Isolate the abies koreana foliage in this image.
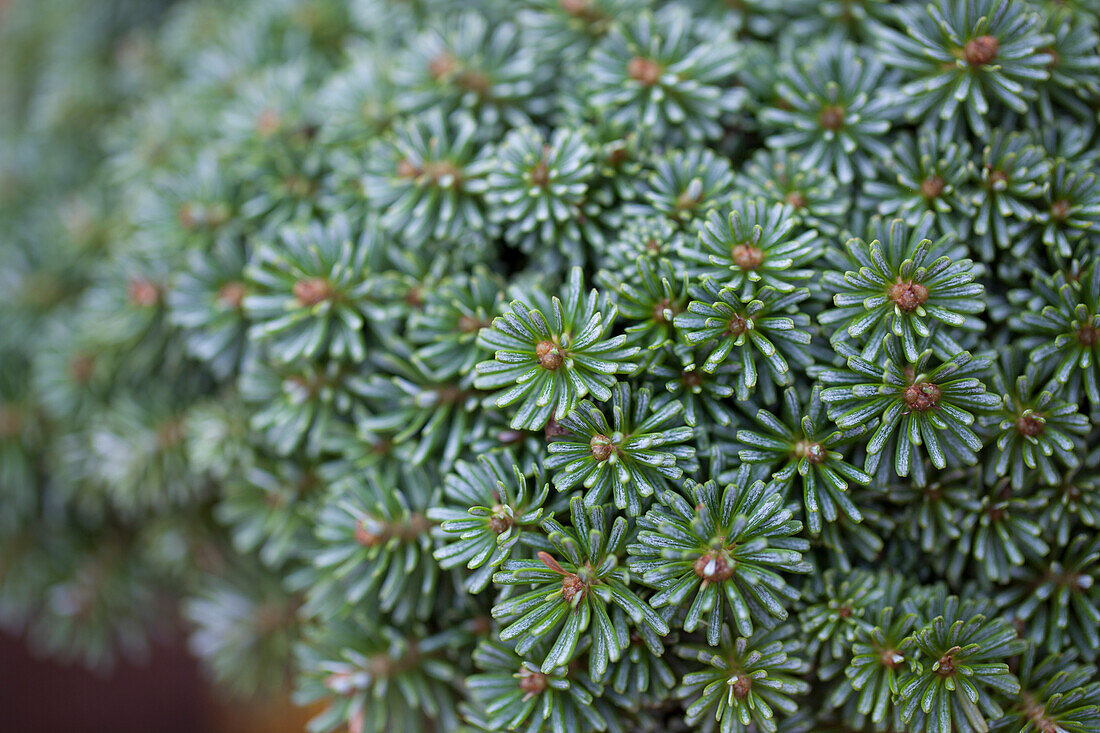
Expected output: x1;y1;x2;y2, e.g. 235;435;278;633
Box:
5;0;1100;731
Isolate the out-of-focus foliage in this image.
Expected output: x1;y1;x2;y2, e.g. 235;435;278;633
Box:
3;1;1100;732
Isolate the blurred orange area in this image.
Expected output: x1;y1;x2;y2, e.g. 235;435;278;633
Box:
206;692;319;733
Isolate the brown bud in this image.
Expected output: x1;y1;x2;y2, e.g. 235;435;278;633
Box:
560;0;599;20
590;434;615;461
964;35;999;66
519;668;548;698
255;108;281;136
216;281;247;309
1015;413;1045;438
627;57;662;86
726;314;750;337
784;191;807;208
535;340;564;370
403;287;424;309
367;654;396;679
888;279;930;312
458;314;484;333
607;144;630;167
903;382;941;412
987;168;1009;189
819;105;845;131
529;159;551;188
293;277;334;307
731;674;753;699
397;158;422;179
731;244;764;270
934;646;962;677
693;551;734;582
489;507;511;535
1050;199;1072;222
127;278;161;307
681;370;704;390
428;53;458;80
561;574;586;603
793;440;827;465
920;175;946;200
879;648;904;669
1078;324;1099;347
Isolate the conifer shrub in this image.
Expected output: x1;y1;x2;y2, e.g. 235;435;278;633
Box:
3;0;1100;731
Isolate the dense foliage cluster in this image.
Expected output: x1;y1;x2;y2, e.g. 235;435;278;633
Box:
4;0;1100;731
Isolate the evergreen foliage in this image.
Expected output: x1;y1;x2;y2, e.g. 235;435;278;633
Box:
4;0;1100;731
